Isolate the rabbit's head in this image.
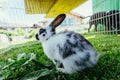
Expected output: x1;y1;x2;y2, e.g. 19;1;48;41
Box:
35;14;66;42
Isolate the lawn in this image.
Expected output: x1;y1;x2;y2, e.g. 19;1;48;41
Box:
0;34;120;80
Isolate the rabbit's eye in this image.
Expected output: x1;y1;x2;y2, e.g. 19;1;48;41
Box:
42;34;45;37
39;28;46;34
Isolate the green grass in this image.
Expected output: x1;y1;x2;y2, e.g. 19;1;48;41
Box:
0;34;120;80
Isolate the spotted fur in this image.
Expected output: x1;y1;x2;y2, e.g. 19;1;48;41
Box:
35;14;99;74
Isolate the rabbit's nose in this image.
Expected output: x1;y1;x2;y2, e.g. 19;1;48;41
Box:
35;34;39;40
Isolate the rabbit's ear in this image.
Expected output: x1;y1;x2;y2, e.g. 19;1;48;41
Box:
49;14;66;28
33;24;41;28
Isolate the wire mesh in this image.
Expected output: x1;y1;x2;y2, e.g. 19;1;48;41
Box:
88;0;120;35
0;0;120;50
0;0;46;28
0;0;45;50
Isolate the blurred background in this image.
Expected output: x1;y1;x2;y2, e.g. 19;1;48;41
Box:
0;0;120;49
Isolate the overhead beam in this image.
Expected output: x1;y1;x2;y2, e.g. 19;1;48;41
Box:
24;0;87;17
45;0;87;18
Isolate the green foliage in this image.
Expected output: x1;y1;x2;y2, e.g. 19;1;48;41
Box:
21;69;53;80
0;29;7;34
0;28;37;39
0;29;11;36
0;35;120;80
12;28;25;36
25;29;37;39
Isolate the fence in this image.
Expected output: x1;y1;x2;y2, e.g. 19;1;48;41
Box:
87;0;120;34
0;0;43;49
0;0;120;50
0;0;82;50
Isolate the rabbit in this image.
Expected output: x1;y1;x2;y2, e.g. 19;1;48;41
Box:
35;14;99;74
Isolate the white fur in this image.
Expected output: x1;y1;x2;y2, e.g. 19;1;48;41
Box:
38;32;98;74
42;33;67;61
36;14;98;74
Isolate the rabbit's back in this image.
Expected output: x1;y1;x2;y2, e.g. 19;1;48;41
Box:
56;31;98;63
42;31;98;74
43;31;98;60
57;31;98;73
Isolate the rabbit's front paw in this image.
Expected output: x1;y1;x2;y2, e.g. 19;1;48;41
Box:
57;68;73;74
54;59;64;68
57;68;66;73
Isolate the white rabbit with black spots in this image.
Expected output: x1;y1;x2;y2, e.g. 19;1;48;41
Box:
35;14;99;74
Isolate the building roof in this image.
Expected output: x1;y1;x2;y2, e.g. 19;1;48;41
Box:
69;11;84;18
